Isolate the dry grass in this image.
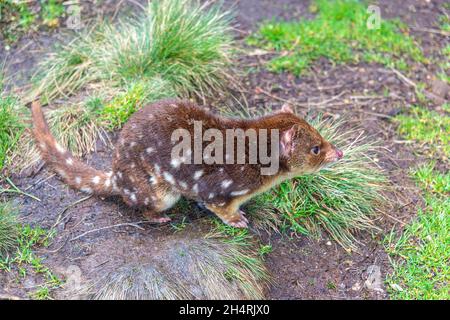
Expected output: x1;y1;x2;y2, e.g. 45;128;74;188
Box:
78;235;269;300
0;202;18;257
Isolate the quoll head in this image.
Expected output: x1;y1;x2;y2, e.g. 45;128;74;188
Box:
279;105;343;174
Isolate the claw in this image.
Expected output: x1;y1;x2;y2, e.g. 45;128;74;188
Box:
150;216;172;224
239;210;249;223
144;212;172;224
226;210;249;228
228;220;248;228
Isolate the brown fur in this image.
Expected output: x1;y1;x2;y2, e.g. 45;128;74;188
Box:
31;99;342;228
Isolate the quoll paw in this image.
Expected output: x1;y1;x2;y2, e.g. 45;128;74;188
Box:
144;212;172;224
226;210;249;229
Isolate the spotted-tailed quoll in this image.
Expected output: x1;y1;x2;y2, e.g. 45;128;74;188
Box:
31;99;343;228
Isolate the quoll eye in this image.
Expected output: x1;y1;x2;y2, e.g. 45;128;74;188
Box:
311;146;320;155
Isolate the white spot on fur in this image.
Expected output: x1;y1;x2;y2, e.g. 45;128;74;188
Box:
218;202;226;207
66;158;74;166
219;168;224;173
149;175;157;185
75;177;82;185
104;178;111;188
39;142;47;151
123;188;130;195
117;171;123;179
230;189;250;196
130;193;137;203
144;198;150;205
130;142;137;148
193;170;203;180
131;162;136;169
55;143;65;154
107;171;113;177
160;193;180;210
208;193;214;199
163;172;175;185
193;184;199;194
81;187;93;194
170;158;181;169
112;178;119;192
221;180;233;189
92;176;101;184
240;166;245;171
154;164;161;175
179;181;188;189
56;168;67;179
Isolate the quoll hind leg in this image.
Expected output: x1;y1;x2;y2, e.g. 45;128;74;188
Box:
118;168;180;224
143;182;181;224
205;203;249;228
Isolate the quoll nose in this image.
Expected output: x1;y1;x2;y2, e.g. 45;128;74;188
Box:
336;149;344;159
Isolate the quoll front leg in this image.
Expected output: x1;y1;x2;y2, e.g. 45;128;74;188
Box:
205;203;249;228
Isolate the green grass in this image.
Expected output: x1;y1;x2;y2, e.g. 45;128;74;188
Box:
0;202;17;257
385;164;449;299
0;93;25;171
395;106;450;160
439;14;450;32
0;222;62;299
247;0;424;75
0;0;65;43
41;0;65;27
437;45;450;84
99;78;176;129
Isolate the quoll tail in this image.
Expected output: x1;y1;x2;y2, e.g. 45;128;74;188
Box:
31;101;118;196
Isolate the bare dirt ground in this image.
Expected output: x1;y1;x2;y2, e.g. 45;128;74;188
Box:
1;0;448;299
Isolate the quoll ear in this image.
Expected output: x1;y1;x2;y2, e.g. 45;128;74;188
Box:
280;125;297;157
280;103;294;114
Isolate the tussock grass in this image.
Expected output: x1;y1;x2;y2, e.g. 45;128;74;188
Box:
0;202;17;257
385;164;449;299
247;0;424;75
80;235;269;300
28;0;234;104
0;93;24;171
